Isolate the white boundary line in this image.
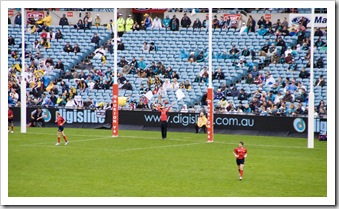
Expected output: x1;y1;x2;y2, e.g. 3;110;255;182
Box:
17;132;327;150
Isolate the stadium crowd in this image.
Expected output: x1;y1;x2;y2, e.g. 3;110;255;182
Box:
8;8;327;117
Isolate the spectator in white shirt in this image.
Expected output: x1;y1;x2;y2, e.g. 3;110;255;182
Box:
162;79;172;90
152;16;162;29
265;73;276;87
274;92;283;104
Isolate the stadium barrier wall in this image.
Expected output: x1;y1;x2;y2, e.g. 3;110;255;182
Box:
10;107;327;136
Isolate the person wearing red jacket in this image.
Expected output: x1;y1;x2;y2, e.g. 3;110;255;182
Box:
155;103;173;139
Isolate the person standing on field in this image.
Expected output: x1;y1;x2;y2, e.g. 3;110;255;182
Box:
195;112;207;133
8;107;14;133
233;141;247;180
55;112;68;146
156;103;173;139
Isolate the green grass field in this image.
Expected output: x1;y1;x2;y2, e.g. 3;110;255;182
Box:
8;128;327;197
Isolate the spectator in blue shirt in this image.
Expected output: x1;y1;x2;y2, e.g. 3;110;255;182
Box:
214;89;224;100
138;57;146;69
14;12;22;25
286;80;297;94
163;15;171;29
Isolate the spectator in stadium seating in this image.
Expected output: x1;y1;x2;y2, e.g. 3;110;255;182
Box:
121;80;133;90
213;68;225;80
202;14;209;28
136;68;146;78
196;51;205;62
127;57;138;74
40;29;48;40
137;57;146;69
253;75;262;85
184;80;192;90
142;42;150;53
315;37;326;47
77;78;88;93
257;16;265;28
314;27;324;37
295;88;307;103
40;38;50;50
91;33;100;48
181;13;192;28
93;46;106;60
83;19;91;30
73;43;81;54
54;29;63;42
282;90;293;102
47;29;56;42
171;78;180;91
63;42;73;53
266;26;275;36
289;28;297;36
152;16;162;29
238;89;248;101
230;86;240;97
124;15;134;32
117;56;129;68
193;17;202;30
276;37;287;53
317;100;326;113
149;42;157;53
169;15;179;31
59;14;69;27
161;15;171;30
162;79;172;90
280;26;290;37
155;62;165;75
94;14;101;27
14;12;22;25
258;43;269;57
154;76;163;87
55;59;64;73
245;73;254;84
241;47;251;57
42;11;52;26
314;75;325;87
246;15;254;32
172;71;180;80
8;35;15;46
229;45;240;59
187;52;196;62
143;13;152;29
274;19;282;32
136;100;147;109
286;80;297;94
117;40;125;51
84;12;93;27
315;57;324;68
264;18;272;29
257;25;267;36
74;19;84;31
243;103;252;113
212;15;219;29
298;68;310;79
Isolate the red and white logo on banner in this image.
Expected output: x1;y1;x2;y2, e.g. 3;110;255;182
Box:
8;10;14;17
112;84;119;137
67;12;73;17
26;11;45;21
265;14;272;20
207;88;214;142
223;13;241;21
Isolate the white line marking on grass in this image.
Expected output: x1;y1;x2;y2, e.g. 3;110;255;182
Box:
21;136;112;146
22;132;326;150
21;142;202;152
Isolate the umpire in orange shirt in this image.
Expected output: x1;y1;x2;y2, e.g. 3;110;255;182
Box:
155;103;173;139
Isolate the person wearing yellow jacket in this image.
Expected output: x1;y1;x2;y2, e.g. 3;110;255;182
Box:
195;112;207;133
117;14;125;37
125;14;134;32
42;11;52;26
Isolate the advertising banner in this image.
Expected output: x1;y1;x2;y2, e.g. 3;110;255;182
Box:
132;8;168;13
10;108;327;134
26;11;45;21
8;10;14;17
289;14;327;28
